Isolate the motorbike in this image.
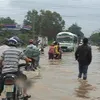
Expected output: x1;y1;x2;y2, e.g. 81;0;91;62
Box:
54;55;61;59
39;47;44;54
25;59;36;71
1;63;29;100
23;49;40;70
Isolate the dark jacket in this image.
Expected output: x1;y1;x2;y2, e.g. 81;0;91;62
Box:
75;44;92;65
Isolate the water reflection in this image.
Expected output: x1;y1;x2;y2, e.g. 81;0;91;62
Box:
75;80;93;99
48;59;62;65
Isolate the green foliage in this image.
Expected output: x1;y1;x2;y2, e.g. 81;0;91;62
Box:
17;33;32;45
0;17;16;25
39;10;65;40
90;32;100;45
0;31;13;44
0;16;30;45
0;10;86;45
23;9;65;40
68;23;84;38
24;9;40;35
0;17;16;30
0;31;30;45
48;40;54;45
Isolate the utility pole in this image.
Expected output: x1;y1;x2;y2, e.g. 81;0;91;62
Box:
32;13;35;38
40;16;43;36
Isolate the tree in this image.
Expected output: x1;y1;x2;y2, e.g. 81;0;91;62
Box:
90;32;100;45
0;17;16;25
0;17;16;30
23;9;65;40
39;10;65;40
68;23;84;39
23;9;40;35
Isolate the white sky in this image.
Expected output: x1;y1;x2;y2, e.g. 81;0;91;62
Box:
0;0;100;37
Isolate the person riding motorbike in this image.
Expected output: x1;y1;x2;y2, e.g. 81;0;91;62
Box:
57;42;62;59
40;43;44;54
0;38;31;98
53;41;62;59
10;36;24;46
48;43;55;60
24;39;40;70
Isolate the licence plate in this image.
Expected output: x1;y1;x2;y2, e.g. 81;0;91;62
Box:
4;85;14;92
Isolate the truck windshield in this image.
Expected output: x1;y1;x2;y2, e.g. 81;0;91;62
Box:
57;37;73;43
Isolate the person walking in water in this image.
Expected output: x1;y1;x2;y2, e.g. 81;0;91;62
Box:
48;43;55;60
75;38;92;80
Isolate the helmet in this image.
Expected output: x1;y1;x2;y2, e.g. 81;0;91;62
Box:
10;36;20;42
29;39;33;44
8;38;18;46
53;41;58;45
12;36;20;42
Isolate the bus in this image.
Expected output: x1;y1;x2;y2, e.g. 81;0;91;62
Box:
56;32;78;52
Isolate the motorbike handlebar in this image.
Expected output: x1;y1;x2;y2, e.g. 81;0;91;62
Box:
18;63;27;69
18;63;31;71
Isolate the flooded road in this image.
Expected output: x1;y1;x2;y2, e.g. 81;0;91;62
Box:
28;46;100;100
0;45;100;100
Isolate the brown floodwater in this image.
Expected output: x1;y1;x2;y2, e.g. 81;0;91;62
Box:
0;45;100;100
28;46;100;100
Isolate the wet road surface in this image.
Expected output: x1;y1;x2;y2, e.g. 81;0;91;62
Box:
0;46;100;100
28;46;100;100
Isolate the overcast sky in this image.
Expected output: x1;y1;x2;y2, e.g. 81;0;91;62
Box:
0;0;100;37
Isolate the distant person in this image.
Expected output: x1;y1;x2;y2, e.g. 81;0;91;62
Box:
33;39;40;47
54;41;61;59
0;38;31;98
57;43;63;59
48;43;55;60
40;43;44;54
24;39;40;70
75;38;92;80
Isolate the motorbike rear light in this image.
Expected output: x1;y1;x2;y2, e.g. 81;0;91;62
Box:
4;79;14;85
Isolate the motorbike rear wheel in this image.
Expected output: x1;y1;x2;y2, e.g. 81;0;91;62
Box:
23;98;28;100
2;98;14;100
